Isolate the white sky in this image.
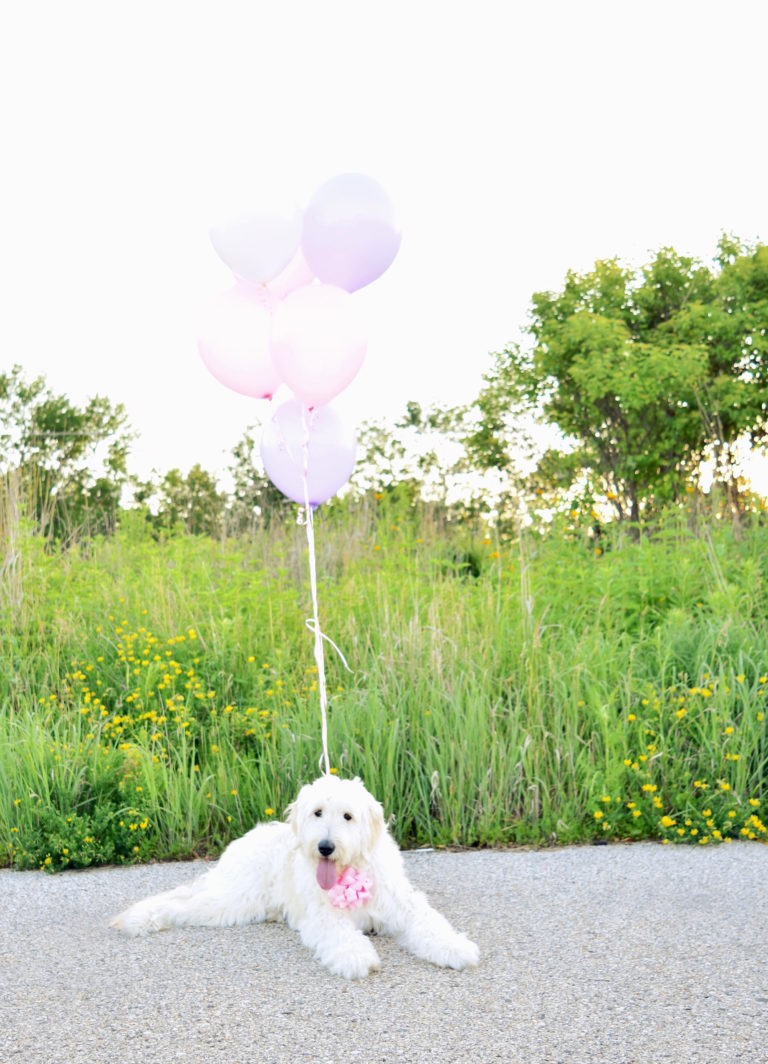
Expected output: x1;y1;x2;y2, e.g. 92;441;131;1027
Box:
1;1;766;489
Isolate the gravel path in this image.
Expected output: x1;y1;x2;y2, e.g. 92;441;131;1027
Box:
2;843;766;1063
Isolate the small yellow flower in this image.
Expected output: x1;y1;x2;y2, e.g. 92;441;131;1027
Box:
736;674;745;684
749;798;760;808
329;767;339;775
661;816;676;828
627;713;636;722
265;807;274;817
593;810;604;820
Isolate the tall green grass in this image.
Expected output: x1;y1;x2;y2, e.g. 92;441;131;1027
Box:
1;498;767;870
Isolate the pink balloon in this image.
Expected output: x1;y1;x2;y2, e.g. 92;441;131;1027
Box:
266;247;315;300
302;173;401;292
198;285;282;399
260;399;357;506
270;284;366;407
210;207;302;284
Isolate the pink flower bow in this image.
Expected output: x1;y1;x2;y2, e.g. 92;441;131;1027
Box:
328;867;373;910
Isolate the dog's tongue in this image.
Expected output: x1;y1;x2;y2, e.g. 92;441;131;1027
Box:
316;858;338;891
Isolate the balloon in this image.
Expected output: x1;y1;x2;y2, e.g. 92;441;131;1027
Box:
198;284;282;399
270;284;366;407
302;172;401;292
260;399;357;506
266;247;315;300
210;206;302;284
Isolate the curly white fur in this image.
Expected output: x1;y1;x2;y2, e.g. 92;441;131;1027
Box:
110;775;479;979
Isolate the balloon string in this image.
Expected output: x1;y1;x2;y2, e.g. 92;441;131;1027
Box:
301;405;332;777
304;619;353;674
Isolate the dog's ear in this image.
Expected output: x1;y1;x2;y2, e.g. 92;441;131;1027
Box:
285;783;309;835
363;791;386;854
285;799;298;834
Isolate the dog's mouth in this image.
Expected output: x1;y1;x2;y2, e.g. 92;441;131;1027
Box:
316;857;339;891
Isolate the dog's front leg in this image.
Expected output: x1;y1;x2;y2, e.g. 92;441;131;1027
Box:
296;912;381;979
391;889;479;971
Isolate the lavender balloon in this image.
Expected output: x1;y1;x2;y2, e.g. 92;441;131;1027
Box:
302;173;401;292
260;399;357;506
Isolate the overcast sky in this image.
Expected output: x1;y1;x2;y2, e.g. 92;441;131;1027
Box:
1;1;766;486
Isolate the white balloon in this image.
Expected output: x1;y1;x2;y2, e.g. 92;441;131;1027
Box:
210;207;303;284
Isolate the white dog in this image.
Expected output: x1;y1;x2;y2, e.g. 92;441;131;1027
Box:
111;775;479;979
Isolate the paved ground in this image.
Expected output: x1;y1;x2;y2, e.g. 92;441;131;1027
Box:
1;843;767;1063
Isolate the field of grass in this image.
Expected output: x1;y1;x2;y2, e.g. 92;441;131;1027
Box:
1;495;767;871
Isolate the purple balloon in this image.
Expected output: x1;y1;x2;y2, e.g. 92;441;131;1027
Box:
302;173;401;292
260;399;357;506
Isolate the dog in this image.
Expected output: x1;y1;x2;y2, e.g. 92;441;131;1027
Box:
110;774;479;979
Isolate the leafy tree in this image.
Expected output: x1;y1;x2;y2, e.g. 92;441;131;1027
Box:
670;236;768;499
133;465;226;538
474;240;768;525
0;365;133;541
226;428;294;531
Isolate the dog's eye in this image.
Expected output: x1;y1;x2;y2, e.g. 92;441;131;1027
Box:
343;813;353;821
314;809;323;818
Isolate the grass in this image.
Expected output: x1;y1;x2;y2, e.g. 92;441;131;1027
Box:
1;495;767;871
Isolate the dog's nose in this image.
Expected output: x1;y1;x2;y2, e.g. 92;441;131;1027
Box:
318;840;335;858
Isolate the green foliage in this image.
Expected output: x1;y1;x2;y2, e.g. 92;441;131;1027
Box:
1;503;767;868
226;427;294;530
133;464;227;538
476;240;768;523
0;364;133;541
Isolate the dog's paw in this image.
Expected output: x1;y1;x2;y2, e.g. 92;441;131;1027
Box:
325;939;381;980
110;902;163;937
439;933;480;970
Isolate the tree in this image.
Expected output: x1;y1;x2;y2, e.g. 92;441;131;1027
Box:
133;465;226;538
0;365;133;541
670;236;768;500
474;240;768;524
226;429;294;531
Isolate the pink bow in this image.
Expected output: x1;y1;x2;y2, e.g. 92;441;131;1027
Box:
328;867;373;909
